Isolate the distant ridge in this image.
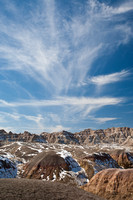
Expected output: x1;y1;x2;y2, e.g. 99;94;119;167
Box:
0;127;133;146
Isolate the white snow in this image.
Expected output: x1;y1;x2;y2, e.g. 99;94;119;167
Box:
57;150;89;185
93;153;120;174
0;156;17;178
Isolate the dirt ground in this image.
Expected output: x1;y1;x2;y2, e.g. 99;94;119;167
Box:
0;178;105;200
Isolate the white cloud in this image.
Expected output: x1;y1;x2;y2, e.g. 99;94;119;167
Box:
0;96;123;108
48;125;71;133
0;96;124;120
88;70;130;86
0;111;46;133
0;0;132;94
112;1;133;14
94;117;117;123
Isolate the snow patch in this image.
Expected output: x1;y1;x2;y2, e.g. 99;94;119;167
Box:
0;156;17;178
57;150;89;185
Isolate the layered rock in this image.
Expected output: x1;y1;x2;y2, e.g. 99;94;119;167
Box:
82;152;120;175
0;130;46;144
74;127;133;145
78;160;94;180
122;136;133;147
22;149;89;186
0;127;133;145
110;150;133;168
41;130;79;144
82;168;133;200
22;151;69;180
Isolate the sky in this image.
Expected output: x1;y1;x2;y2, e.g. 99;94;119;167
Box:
0;0;133;133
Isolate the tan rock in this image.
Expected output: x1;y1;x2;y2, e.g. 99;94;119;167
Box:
82;168;133;200
78;159;94;179
110;150;133;168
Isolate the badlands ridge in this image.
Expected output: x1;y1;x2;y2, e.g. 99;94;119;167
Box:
0;127;133;200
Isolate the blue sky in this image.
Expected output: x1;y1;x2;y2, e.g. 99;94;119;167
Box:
0;0;133;133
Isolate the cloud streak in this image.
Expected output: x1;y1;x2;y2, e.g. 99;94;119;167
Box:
88;70;130;86
94;117;117;124
0;96;124;122
0;96;123;108
0;0;132;95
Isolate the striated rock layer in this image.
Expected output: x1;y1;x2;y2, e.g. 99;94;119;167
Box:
22;151;69;180
82;168;133;200
0;127;133;145
110;150;133;168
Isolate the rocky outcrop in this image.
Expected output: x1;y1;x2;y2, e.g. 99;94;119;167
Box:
122;136;133;147
75;127;133;145
22;150;89;186
0;179;105;200
41;130;79;144
22;151;69;180
83;153;120;174
82;168;133;200
0;127;133;145
110;150;133;168
78;160;94;179
0;130;47;144
0;156;17;178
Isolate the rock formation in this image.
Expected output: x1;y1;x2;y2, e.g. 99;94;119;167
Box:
110;150;133;168
0;127;133;145
82;168;133;200
82;152;120;175
22;151;69;180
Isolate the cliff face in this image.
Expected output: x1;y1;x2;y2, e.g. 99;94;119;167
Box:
0;127;133;145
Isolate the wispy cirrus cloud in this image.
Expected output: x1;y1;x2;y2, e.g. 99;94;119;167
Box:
0;96;123;108
88;70;130;86
0;0;132;132
0;96;124;121
112;1;133;14
0;111;43;124
0;111;45;132
0;111;70;133
94;117;117;124
0;0;132;95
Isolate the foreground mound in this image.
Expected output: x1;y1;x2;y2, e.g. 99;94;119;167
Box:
82;168;133;200
0;179;104;200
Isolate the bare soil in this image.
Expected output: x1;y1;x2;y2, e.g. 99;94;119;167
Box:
0;178;105;200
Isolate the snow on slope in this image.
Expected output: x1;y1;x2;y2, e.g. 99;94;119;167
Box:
0;156;17;178
92;153;120;174
57;150;89;186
